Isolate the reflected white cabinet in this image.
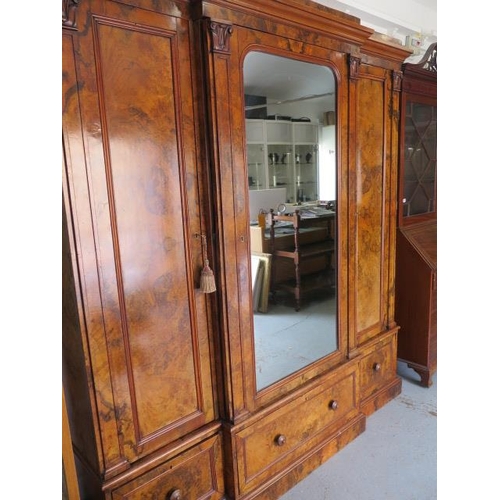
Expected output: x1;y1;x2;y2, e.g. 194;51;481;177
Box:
246;119;319;203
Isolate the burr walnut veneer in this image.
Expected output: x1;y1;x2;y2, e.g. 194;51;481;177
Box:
62;1;410;498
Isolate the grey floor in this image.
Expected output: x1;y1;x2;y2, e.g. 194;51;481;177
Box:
279;362;437;500
253;291;337;390
253;293;437;499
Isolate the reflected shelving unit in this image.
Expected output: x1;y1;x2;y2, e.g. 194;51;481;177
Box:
294;122;319;203
246;120;267;190
246;119;319;203
266;120;294;201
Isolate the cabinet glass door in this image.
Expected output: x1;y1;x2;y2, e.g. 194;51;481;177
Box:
402;101;437;217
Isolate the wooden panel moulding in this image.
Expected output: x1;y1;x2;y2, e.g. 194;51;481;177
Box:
197;0;374;49
354;74;386;340
360;37;412;69
90;15;212;452
386;69;402;329
107;0;191;17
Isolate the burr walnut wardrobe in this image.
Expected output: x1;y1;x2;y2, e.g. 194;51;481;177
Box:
62;0;410;498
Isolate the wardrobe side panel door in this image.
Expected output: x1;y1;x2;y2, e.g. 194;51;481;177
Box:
66;1;215;468
354;69;389;344
63;28;108;474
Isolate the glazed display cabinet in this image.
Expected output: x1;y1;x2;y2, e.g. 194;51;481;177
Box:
395;43;437;387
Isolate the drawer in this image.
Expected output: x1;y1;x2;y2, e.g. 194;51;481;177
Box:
359;334;396;401
111;434;224;500
234;364;359;494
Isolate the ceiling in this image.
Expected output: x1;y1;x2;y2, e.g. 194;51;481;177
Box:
243;52;336;103
316;0;437;40
411;0;436;8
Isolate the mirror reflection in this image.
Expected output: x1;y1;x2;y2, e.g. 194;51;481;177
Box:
243;52;339;391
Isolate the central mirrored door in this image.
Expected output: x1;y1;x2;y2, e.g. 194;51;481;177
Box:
243;51;339;391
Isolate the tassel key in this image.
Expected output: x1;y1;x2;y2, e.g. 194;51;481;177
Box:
197;234;216;294
200;259;216;293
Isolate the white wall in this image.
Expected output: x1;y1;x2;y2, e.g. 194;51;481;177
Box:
315;0;437;58
267;96;333;124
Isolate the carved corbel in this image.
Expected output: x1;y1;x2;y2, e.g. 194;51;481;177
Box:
349;55;360;80
209;21;233;54
62;0;79;30
392;70;402;92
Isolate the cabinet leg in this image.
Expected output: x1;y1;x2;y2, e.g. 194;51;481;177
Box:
408;364;432;387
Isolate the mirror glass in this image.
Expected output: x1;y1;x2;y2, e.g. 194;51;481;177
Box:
243;52;338;391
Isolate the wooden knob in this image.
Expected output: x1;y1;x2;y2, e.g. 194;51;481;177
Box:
373;362;381;372
329;400;339;410
168;489;182;500
275;434;286;446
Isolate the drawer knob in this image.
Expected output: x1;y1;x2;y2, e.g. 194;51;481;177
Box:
373;362;381;372
275;434;287;446
329;400;339;410
168;489;182;500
